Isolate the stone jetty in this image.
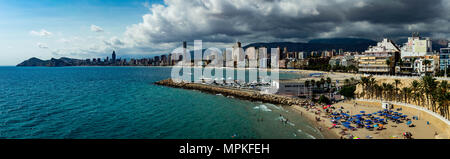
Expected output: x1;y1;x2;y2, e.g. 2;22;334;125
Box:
155;79;308;106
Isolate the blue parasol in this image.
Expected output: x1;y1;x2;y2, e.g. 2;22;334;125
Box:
407;121;412;125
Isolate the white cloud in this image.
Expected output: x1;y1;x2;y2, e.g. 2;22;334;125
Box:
30;29;53;37
103;37;125;47
37;43;49;49
90;25;104;32
33;0;450;60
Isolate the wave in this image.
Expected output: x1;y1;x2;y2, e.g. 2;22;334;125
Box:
305;133;316;139
253;104;272;112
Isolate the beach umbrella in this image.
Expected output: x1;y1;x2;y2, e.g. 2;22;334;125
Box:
373;124;379;128
407;121;412;125
360;111;365;113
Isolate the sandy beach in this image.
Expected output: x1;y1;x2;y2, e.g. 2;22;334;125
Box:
289;100;449;139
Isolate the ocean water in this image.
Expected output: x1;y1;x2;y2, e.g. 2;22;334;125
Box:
0;66;322;139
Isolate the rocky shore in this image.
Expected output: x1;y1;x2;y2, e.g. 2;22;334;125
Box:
155;79;309;106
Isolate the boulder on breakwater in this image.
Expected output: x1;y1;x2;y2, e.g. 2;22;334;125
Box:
155;79;308;106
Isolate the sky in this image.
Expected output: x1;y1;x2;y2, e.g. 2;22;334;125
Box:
1;0;450;65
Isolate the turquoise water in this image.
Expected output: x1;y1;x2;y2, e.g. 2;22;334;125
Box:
0;66;322;139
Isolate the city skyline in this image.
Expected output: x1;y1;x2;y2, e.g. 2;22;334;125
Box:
2;0;450;66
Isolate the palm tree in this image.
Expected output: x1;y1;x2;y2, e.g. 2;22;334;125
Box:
411;80;420;105
421;75;437;111
394;79;401;101
344;79;350;86
350;77;355;85
375;84;383;100
386;84;394;101
382;83;388;101
436;81;449;119
316;80;322;89
369;77;376;98
320;78;326;89
305;80;310;98
402;87;412;103
360;77;369;98
326;77;332;92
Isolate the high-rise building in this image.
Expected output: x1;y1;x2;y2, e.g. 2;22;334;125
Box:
357;38;400;75
439;43;450;71
112;51;116;63
400;33;432;58
232;41;243;67
398;33;437;75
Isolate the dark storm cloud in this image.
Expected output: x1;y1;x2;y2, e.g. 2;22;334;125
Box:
346;0;444;24
123;0;450;48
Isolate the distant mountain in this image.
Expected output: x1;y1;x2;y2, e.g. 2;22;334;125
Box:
17;57;82;67
243;38;377;53
308;38;377;45
433;39;450;51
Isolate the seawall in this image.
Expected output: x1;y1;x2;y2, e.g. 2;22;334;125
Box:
154;79;309;106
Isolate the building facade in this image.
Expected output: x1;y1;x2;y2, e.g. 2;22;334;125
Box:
440;43;450;71
400;34;433;58
357;38;400;75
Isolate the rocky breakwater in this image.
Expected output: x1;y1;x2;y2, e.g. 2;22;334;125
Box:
155;79;308;106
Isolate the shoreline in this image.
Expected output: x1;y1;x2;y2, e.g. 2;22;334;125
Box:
155;78;340;139
155;78;450;139
287;105;340;139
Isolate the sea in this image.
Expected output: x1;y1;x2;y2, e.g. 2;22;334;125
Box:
0;66;324;139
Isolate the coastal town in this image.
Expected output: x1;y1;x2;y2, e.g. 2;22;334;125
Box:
17;33;450;139
26;33;448;77
151;33;449;139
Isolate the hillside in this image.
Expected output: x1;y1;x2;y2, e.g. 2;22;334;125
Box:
17;57;82;67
